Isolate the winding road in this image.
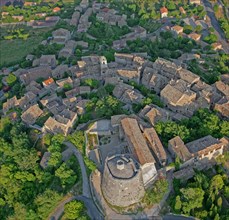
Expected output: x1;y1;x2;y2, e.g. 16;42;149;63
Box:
49;142;103;220
202;0;229;53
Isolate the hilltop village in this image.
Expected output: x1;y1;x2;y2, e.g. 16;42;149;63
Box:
0;0;229;219
1;51;229;217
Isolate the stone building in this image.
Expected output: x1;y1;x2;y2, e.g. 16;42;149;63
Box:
101;154;145;207
144;127;167;166
52;28;71;44
121;118;157;185
19;66;52;85
168;135;228;168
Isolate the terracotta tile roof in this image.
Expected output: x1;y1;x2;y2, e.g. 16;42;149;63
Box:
214;97;229;118
43;77;54;86
169;136;192;162
160;6;168;14
215;81;229;97
144;128;167;165
53;7;61;13
212;42;222;50
188;33;201;41
171;25;183;33
186;135;222;156
179;7;186;14
121;118;155;165
21;104;43;125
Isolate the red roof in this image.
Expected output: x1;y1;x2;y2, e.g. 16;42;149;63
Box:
3;86;10;92
101;7;110;13
160;6;168;14
179;7;186;14
53;7;61;12
43;78;54;86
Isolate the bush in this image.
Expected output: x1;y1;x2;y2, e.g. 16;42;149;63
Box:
183;25;193;34
6;73;17;86
204;34;218;44
143;179;168;206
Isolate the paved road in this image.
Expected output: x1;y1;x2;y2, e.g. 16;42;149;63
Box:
64;141;91;198
76;195;103;220
202;0;229;53
49;142;103;220
163;214;196;220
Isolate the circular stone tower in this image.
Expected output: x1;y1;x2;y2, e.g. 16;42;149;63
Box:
101;154;145;207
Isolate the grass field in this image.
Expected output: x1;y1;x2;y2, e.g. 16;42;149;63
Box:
0;37;42;66
0;26;53;67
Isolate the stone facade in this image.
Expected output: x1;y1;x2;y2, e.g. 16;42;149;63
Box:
101;155;145;207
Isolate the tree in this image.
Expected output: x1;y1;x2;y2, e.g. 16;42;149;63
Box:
217;197;222;207
143;179;168;205
180;187;204;215
195;25;202;33
204;34;218;44
174;195;181;212
35;189;62;219
209;175;224;192
67;131;85;154
55;163;77;188
64;200;84;219
166;1;176;10
175;156;181;170
104;84;115;95
222;186;229;201
0;117;11;133
63;83;72;91
183;25;193;34
6;73;17;86
214;214;220;220
48;152;62;167
213;4;219;13
82;78;100;89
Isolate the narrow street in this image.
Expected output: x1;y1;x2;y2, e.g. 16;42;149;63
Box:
202;0;229;53
49;142;103;220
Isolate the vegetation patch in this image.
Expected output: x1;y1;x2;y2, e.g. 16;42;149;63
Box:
170;167;229;220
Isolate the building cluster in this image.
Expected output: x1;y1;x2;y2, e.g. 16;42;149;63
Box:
1;0;61;26
112;26;147;50
141;57;229;118
96;7;127;27
168;135;226;167
87;116;161;206
89;114;228;208
69;0;126;34
2;53;228;138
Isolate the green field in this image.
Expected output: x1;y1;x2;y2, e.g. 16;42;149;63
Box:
0;26;53;67
0;36;43;67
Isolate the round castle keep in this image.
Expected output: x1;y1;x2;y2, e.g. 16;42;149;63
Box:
101;155;145;207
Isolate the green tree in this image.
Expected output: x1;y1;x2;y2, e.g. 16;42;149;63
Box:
174;195;182;212
55;163;77;188
217;197;222;207
180;187;204;215
63;83;72;91
35;189;62;219
6;73;17;86
214;213;220;220
82;78;100;89
209;175;224;192
64;200;84;219
67;131;85;154
204;34;218;44
48;152;62;167
183;25;193;34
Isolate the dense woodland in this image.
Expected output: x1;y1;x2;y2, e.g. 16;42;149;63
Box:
0;118;85;220
155;108;229;146
170;167;229;220
0;0;229;219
